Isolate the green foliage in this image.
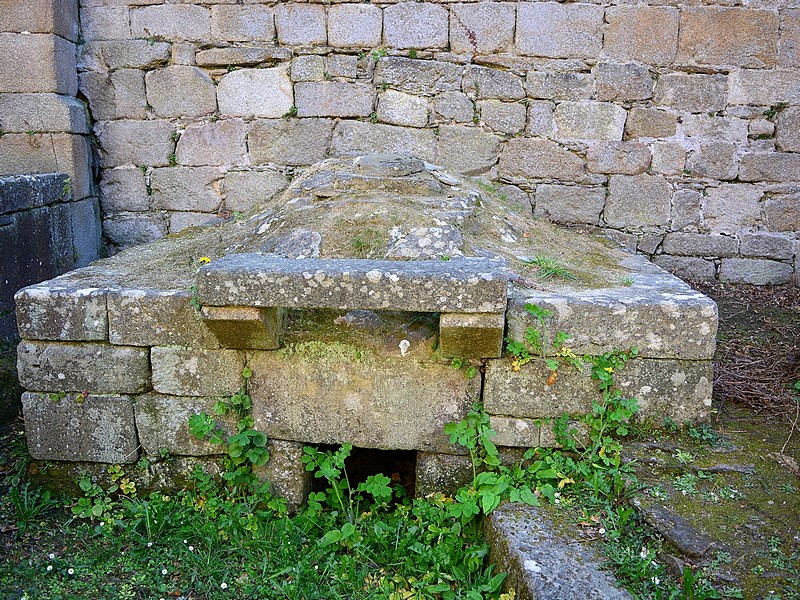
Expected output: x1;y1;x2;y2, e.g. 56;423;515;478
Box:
505;303;582;374
449;356;478;379
522;255;577;281
282;105;298;118
189;367;269;479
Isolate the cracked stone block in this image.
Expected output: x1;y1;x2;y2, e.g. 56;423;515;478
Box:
107;289;219;348
135;393;232;457
450;2;515;55
200;306;283;350
249;349;480;452
15;282;107;342
150;346;244;397
439;312;505;359
23;392;139;463
17;341;150;394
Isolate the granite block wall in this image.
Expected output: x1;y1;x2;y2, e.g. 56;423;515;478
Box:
74;0;799;282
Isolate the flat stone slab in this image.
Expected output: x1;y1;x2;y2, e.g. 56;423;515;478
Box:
196;254;509;313
486;503;633;600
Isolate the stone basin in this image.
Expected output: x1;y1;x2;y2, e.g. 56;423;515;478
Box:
14;154;717;500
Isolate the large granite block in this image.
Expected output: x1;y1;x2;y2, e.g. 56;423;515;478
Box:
484;357;713;424
15;282;107;342
17;341;150;394
249;349;480;452
23;392;139;463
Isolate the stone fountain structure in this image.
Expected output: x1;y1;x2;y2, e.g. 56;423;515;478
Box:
15;154;717;504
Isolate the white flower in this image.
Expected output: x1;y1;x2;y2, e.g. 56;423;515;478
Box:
221;583;228;590
67;568;75;575
46;565;53;572
161;568;168;575
147;542;153;548
652;577;660;585
188;546;194;552
48;553;55;559
640;546;648;559
598;528;606;535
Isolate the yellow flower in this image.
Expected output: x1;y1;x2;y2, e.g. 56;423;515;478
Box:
198;256;211;265
604;366;614;373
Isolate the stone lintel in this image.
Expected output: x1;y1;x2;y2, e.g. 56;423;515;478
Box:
200;305;283;350
439;312;505;359
22;392;139;464
196;254;509;313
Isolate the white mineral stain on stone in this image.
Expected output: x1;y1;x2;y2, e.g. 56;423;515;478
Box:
365;270;383;283
524;559;542;573
57;373;65;380
671;372;687;386
699;322;711;335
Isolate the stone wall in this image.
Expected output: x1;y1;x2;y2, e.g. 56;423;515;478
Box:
0;0;95;205
77;0;799;281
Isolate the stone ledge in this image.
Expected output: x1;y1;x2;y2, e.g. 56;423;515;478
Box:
507;260;718;361
197;255;509;313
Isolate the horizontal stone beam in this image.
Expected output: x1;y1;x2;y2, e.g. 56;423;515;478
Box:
196;254;509;313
